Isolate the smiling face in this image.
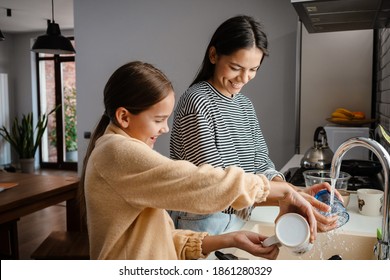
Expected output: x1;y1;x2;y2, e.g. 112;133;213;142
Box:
117;90;175;148
208;46;264;97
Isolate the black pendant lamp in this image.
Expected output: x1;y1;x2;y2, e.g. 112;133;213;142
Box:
1;9;11;41
31;0;75;54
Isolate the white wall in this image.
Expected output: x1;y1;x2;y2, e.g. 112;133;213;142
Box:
300;27;373;154
0;33;15;126
74;0;299;172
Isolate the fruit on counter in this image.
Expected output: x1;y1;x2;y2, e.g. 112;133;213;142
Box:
352;111;365;119
332;108;355;119
330;117;354;122
330;108;365;120
331;111;352;119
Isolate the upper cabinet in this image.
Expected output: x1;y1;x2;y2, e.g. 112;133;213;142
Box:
292;0;390;33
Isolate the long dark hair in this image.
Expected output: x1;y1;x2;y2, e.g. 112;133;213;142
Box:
191;15;269;86
78;61;173;230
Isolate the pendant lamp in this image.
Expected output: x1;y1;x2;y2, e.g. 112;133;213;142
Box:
0;9;11;41
31;0;75;54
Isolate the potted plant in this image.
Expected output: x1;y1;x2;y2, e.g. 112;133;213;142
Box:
0;108;57;172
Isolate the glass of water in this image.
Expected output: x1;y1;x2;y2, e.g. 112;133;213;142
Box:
315;189;349;229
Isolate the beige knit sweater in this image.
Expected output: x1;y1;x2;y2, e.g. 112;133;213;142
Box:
84;124;270;259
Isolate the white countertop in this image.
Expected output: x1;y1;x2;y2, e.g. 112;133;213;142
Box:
248;154;382;237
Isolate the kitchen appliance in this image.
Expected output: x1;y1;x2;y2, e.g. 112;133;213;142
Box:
324;125;370;160
301;126;334;169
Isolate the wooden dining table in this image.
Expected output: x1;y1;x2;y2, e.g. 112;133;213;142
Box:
0;172;81;259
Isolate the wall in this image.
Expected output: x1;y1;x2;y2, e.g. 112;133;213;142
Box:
299;27;373;155
0;33;16;123
74;0;299;172
376;28;390;150
0;32;39;165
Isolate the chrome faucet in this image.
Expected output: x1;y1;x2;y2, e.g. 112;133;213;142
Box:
330;137;389;260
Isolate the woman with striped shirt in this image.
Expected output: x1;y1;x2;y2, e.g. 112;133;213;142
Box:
169;15;339;234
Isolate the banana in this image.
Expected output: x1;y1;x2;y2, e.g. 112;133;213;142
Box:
334;108;355;119
331;108;366;120
331;111;352;120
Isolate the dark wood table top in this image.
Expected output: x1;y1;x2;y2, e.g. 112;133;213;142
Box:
0;172;80;224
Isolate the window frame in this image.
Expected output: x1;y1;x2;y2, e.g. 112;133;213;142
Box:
35;37;77;171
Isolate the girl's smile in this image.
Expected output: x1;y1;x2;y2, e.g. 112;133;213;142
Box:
121;90;175;148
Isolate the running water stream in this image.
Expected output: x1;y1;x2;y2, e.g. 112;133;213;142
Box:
329;176;339;208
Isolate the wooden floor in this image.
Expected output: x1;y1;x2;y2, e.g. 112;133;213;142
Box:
18;204;67;259
16;169;77;260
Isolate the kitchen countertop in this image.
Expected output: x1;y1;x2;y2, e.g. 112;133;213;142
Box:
248;154;382;237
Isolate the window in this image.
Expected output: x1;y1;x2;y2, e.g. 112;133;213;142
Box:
35;38;77;171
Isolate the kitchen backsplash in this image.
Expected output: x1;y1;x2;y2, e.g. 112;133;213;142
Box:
375;27;390;151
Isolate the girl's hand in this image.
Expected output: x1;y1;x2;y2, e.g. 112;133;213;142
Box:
201;231;279;260
231;231;279;260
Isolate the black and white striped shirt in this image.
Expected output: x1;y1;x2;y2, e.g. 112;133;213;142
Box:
171;81;280;176
170;81;282;218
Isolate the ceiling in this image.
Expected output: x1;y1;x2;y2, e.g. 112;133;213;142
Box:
0;0;74;33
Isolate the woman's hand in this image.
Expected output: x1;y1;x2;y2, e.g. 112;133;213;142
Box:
201;231;279;260
266;182;317;243
297;182;343;232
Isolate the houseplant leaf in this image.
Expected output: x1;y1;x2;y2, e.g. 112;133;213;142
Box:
0;106;59;160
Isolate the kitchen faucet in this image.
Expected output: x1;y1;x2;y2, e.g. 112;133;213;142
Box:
330;137;389;260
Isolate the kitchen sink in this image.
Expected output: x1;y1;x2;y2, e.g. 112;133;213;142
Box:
233;222;377;260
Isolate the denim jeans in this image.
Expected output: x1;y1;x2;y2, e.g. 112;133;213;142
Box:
167;211;245;235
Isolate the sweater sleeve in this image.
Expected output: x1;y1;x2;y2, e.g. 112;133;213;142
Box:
91;133;270;215
172;230;209;260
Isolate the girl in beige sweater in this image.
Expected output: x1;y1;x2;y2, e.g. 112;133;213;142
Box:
79;61;332;260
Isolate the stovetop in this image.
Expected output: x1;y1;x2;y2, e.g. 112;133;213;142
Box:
284;167;383;192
